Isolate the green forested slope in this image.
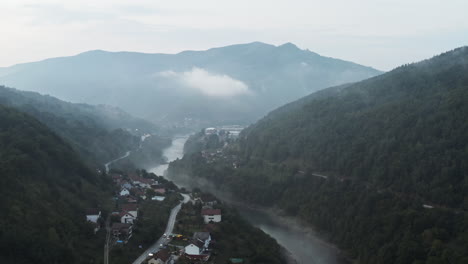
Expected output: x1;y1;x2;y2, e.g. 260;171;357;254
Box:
170;47;468;263
0;105;111;263
0;86;161;165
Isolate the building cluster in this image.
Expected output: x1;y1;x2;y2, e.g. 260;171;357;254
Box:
180;194;223;262
204;125;244;140
85;171;173;245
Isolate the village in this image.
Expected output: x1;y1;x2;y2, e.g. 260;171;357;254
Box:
84;168;246;264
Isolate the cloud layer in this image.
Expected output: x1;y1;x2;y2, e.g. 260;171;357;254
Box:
158;68;250;97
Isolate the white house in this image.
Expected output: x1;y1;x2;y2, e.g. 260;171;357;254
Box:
120;211;136;224
185;243;203;255
201;209;221;224
185;232;211;261
120;188;130;196
152;196;166;201
85;208;101;223
121;204;138;218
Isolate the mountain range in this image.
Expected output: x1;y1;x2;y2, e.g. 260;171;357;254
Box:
0;42;381;127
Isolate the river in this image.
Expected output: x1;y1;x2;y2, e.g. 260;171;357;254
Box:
149;136;345;264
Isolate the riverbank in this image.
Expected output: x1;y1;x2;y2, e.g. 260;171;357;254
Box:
152;135;348;264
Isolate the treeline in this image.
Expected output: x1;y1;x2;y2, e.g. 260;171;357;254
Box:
169;47;468;263
0;105;112;263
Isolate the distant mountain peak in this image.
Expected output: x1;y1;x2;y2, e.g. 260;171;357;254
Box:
278;42;300;50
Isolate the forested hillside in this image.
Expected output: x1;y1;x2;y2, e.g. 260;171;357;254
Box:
0;86;165;166
0;105;111;263
169;47;468;263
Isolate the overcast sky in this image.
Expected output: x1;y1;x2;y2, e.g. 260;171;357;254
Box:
1;0;467;70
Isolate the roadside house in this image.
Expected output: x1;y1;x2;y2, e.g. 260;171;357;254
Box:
201;209;221;224
148;249;170;264
184;232;211;261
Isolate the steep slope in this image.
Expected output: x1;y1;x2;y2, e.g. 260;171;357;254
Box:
0;42;381;127
0;86;166;166
240;46;468;207
0;105;110;263
169;47;468;263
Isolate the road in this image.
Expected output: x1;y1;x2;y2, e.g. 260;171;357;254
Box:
131;193;191;264
104;151;130;173
311;173;328;179
104;134;151;173
104;215;111;264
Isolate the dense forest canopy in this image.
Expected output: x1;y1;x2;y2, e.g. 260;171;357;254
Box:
0;105;111;263
169;47;468;264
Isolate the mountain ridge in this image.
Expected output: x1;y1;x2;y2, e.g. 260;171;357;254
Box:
0;42;382;127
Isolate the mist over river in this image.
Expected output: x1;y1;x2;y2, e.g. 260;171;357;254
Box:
150;136;346;264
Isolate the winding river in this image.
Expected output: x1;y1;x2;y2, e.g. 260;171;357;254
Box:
149;136;346;264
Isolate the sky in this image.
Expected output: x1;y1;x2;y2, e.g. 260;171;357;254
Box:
0;0;467;71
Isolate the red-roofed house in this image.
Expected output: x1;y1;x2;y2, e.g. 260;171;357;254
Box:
120;211;137;224
201;209;221;223
121;204;138;219
154;188;166;195
148;249;170;264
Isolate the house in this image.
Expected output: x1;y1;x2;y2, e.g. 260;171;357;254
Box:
134;189;146;200
128;196;138;203
201;209;221;224
200;194;217;206
184;241;210;261
204;127;217;135
154;188;166;195
111;223;132;242
85;208;101;223
121;204;138;218
148;249;170;264
120;211;137;224
152;196;166;201
120;188;130;196
121;181;133;190
129;174;154;188
184;232;211;260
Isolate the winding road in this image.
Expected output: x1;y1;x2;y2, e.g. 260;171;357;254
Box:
132;193;191;264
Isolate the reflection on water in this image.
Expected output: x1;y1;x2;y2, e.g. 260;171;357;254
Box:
150;136;187;176
150;135;346;264
235;206;346;264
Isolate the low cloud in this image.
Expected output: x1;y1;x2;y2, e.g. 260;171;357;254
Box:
157;67;250;97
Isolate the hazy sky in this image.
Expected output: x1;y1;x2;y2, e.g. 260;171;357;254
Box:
1;0;467;70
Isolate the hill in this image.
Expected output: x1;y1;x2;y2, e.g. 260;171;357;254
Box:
0;42;381;127
169;47;468;263
0;104;111;263
0;86;166;166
